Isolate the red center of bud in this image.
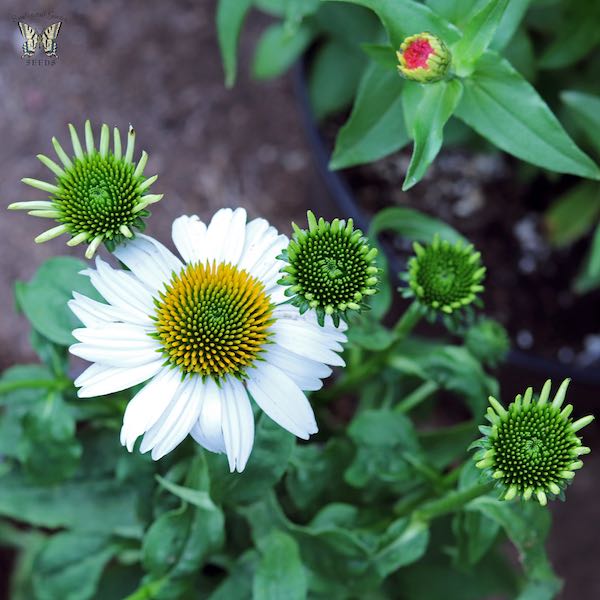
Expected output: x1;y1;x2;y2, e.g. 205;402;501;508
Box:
404;38;434;69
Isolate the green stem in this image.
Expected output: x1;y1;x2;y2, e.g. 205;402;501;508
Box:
396;380;439;413
415;480;495;522
0;378;69;395
392;300;422;339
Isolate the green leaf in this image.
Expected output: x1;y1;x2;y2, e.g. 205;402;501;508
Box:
345;409;420;489
309;40;366;120
19;392;82;485
419;420;477;470
562;90;600;156
489;0;531;50
421;346;498;415
538;3;600;70
252;22;314;80
330;62;408;169
402;79;463;189
207;413;295;505
253;531;307;600
369;206;466;245
453;509;500;567
285;439;353;512
467;497;562;597
574;223;600;294
142;456;225;583
207;551;258;600
452;0;509;70
545;181;600;247
155;475;217;510
328;0;461;48
346;315;395;351
373;518;429;577
15;257;101;346
0;473;142;533
454;51;600;180
216;0;253;87
32;532;115;600
360;43;397;69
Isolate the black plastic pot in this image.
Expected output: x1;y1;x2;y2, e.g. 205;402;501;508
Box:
292;64;600;403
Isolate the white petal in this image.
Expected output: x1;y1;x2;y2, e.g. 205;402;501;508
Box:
171;215;207;264
190;378;226;454
120;367;182;452
221;377;254;472
112;234;182;292
204;208;234;265
220;208;247;266
69;292;151;328
87;258;155;318
248;234;288;287
76;359;163;398
264;345;332;391
238;220;278;274
246;362;317;440
271;319;345;367
146;377;204;460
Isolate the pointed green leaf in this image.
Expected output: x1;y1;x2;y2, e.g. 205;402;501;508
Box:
453;0;510;70
402;79;463;189
216;0;253;87
330;62;407;169
328;0;460;47
545;181;600;247
455;52;600;180
252;22;315;80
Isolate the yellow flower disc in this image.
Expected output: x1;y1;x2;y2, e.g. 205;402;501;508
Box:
154;262;273;379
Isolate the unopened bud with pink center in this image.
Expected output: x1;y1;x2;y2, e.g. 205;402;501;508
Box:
396;32;451;83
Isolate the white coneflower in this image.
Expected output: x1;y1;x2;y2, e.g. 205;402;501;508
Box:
69;208;347;471
8;120;162;258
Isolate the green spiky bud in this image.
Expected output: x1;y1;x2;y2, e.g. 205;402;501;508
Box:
278;211;379;326
402;234;485;324
397;32;451;83
472;379;594;505
9;120;163;259
465;318;510;368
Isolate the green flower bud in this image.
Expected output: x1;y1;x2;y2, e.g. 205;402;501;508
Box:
472;379;594;505
402;234;485;325
9;120;162;259
278;211;379;327
397;32;451;83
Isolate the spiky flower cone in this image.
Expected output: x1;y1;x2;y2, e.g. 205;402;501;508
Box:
402;234;485;324
278;211;379;327
397;32;451;83
9;120;163;259
472;379;594;505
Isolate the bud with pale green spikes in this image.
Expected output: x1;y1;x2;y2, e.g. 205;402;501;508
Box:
8;120;163;259
472;379;594;506
401;234;485;326
278;211;379;327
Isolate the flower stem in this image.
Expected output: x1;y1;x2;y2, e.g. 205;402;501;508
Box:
392;300;422;339
396;380;439;413
414;480;495;522
0;377;69;395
